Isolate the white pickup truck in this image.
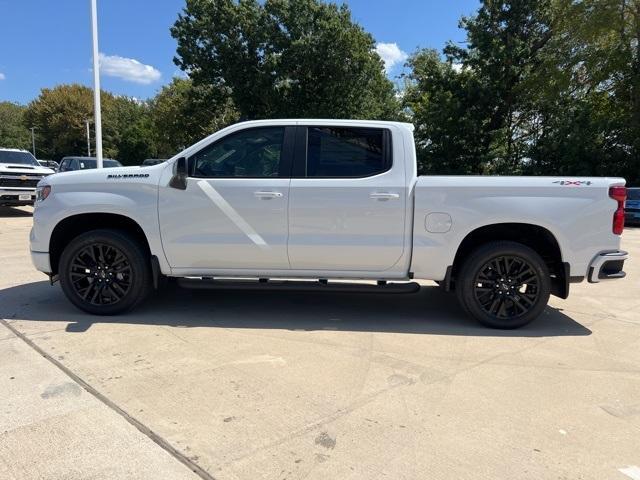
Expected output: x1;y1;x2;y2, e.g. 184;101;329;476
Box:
0;148;55;206
30;120;629;328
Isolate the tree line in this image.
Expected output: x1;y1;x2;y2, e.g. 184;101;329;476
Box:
0;0;637;186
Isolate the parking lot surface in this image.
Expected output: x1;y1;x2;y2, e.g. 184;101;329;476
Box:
1;206;639;480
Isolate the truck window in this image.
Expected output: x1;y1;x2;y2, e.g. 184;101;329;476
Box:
0;150;40;166
191;127;285;178
305;127;390;177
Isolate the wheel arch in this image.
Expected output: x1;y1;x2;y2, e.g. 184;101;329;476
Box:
448;222;569;299
49;213;151;276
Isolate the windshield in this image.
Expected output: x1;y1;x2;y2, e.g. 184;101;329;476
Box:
76;159;122;169
628;189;640;201
0;150;40;166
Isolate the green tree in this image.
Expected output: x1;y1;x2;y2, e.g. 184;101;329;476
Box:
171;0;399;120
403;1;556;176
105;96;152;165
525;0;640;185
149;77;238;157
404;0;639;184
444;0;555;173
22;84;156;164
0;102;30;151
403;50;494;175
24;84;104;161
117;117;156;164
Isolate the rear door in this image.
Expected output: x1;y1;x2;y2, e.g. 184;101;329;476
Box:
158;126;295;271
288;125;407;272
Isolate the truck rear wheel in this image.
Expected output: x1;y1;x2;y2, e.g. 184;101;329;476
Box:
455;241;550;329
59;229;151;315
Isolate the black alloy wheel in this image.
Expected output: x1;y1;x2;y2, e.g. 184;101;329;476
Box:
68;243;133;306
59;229;151;315
456;241;551;329
473;255;540;320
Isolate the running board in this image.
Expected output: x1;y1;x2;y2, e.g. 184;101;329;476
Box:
177;278;420;294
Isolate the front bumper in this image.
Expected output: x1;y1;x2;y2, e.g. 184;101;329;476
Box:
588;251;628;283
0;188;36;205
31;251;51;274
625;211;640;224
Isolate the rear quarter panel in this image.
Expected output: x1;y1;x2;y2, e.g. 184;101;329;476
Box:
410;176;625;280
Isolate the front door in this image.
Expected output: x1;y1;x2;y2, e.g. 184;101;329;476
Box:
288;125;407;272
159;126;294;271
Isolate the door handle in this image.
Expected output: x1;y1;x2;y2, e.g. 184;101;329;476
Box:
370;192;400;200
254;191;283;199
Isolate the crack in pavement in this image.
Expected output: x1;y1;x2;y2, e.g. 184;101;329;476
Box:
0;318;216;480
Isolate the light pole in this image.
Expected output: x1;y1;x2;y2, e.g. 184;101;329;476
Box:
90;0;103;168
30;127;36;158
85;119;91;156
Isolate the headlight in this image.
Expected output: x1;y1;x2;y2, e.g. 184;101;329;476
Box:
36;185;51;202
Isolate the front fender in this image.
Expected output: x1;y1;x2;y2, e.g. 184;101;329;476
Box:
31;184;169;274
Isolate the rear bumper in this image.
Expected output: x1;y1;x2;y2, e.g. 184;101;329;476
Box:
31;251;51;274
588;251;628;283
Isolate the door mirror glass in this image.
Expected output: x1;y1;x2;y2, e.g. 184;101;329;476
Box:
169;157;188;190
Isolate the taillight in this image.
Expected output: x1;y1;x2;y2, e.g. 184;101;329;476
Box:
609;186;626;234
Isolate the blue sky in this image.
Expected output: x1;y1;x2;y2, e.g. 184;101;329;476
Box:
0;0;480;104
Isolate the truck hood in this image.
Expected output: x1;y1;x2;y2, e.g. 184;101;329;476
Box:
0;162;55;175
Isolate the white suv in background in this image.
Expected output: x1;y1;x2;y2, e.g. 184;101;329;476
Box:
0;148;55;207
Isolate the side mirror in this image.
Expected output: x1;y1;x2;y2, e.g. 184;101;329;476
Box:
169;157;188;190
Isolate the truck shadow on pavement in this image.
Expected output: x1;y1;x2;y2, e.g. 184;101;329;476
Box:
0;206;33;217
0;280;592;337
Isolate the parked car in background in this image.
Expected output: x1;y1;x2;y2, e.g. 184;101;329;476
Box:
0;148;55;206
58;156;122;172
38;160;59;170
31;119;629;329
625;188;640;225
141;158;167;166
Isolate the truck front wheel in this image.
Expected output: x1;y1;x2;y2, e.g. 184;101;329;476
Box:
59;229;151;315
455;241;551;329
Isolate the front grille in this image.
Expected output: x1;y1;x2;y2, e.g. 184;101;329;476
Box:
0;178;40;188
625;207;640;213
1;194;34;200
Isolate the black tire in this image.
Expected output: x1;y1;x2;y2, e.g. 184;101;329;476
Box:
455;241;551;329
59;229;152;315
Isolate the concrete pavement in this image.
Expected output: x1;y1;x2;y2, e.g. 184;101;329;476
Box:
1;206;639;479
0;319;199;479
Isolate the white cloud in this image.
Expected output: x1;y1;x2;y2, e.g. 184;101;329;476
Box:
375;42;409;73
0;72;5;80
99;53;161;84
172;69;189;79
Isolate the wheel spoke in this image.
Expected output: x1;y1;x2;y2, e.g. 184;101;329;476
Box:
477;273;495;283
511;296;527;313
110;281;126;297
80;282;95;300
496;298;508;318
488;297;501;315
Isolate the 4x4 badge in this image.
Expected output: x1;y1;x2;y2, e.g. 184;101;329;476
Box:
553;180;592;186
